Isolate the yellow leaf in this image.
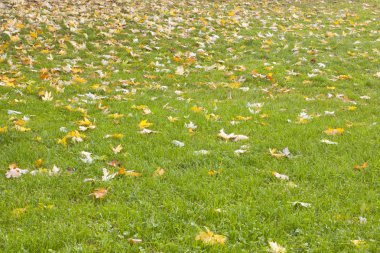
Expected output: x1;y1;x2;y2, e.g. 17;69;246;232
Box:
229;82;241;89
138;120;153;129
324;128;344;135
124;170;141;177
195;230;226;245
14;125;31;132
34;159;43;168
73;76;87;84
104;133;124;139
0;126;7;133
30;31;38;39
208;169;222;176
337;75;351;80
77;118;94;126
234;115;252;121
269;149;285;158
118;168;141;177
167;116;178;122
191;106;203;113
108;113;124;120
351;240;365;247
58;137;68;146
12;207;28;218
153;167;165;177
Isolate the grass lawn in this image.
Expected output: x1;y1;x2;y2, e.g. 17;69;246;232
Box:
0;0;379;252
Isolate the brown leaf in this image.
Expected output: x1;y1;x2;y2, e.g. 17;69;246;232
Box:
90;188;108;199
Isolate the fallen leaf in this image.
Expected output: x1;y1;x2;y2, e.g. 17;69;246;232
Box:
218;129;248;141
5;164;28;178
153;167;165;177
128;238;142;244
351;239;365;247
102;168;117;181
112;144;123;154
273;172;289;180
269;241;286;253
138;119;153;129
90;188;108;199
172;140;185;147
320;139;338;145
324;128;344;135
354;162;368;171
195;230;226;245
12;207;28;218
291;201;311;208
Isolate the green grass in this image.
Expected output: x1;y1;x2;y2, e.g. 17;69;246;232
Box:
0;0;379;252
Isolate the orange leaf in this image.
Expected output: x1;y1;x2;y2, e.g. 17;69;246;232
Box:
354;162;368;171
90;188;108;199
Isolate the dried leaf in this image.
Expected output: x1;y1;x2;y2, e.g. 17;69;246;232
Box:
195;230;226;245
90;188;108;199
354;162;368;171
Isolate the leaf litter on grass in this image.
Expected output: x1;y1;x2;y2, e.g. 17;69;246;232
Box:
0;0;379;251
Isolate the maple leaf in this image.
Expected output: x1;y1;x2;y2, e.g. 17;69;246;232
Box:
90;188;108;199
270;148;292;158
324;128;344;135
37;90;53;101
191;106;203;113
139;129;158;134
153;167;165;177
102;168;117;181
353;162;368;171
167;116;179;122
76;118;96;131
185;121;197;130
273;172;289;180
118;168;141;177
5;164;28;178
175;65;185;75
112;144;123;154
218;129;248;141
138;120;153;129
80;151;93;164
49;165;60;176
34;159;43;168
195;230;226;245
269;241;286;253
